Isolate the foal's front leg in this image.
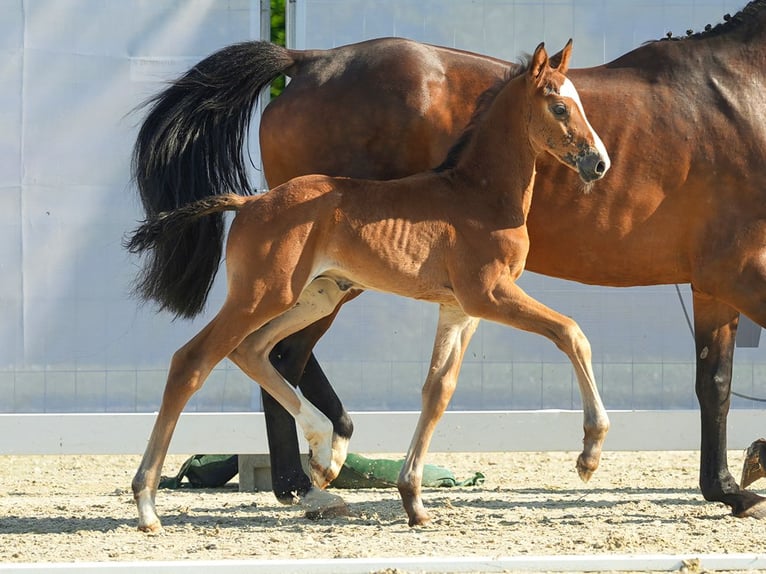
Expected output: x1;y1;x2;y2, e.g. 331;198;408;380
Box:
458;277;610;481
398;305;479;526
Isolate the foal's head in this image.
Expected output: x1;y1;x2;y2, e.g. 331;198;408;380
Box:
524;41;609;183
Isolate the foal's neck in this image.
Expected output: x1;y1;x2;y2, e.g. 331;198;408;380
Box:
449;79;538;220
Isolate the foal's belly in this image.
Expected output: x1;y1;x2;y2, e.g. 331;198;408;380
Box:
319;266;457;306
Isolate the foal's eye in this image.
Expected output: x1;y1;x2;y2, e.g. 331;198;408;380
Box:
550;103;568;118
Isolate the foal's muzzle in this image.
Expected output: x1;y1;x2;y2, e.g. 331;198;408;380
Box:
577;150;609;183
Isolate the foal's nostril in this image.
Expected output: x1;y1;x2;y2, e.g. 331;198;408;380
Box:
577;152;609;183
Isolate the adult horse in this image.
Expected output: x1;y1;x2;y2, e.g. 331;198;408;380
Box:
128;42;610;530
132;2;766;519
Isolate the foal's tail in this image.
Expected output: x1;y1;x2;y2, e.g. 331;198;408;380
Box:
130;41;294;318
125;195;249;318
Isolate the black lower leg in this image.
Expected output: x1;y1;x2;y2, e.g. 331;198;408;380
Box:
693;294;749;512
261;387;311;503
299;353;353;441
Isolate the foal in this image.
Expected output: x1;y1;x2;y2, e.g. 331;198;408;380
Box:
128;41;610;530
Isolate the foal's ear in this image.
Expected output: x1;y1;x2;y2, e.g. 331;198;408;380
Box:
557;39;573;75
530;42;549;82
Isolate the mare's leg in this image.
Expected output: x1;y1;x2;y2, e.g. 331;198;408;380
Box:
229;277;351;489
261;389;308;502
692;292;766;517
398;305;480;527
264;294;358;503
132;304;268;532
458;278;609;480
267;352;354;514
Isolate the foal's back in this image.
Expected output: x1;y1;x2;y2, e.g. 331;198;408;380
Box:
232;171;464;304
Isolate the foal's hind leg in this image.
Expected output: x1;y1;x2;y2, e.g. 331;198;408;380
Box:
458;278;610;481
264;293;358;505
398;305;479;526
229;277;351;490
132;305;264;532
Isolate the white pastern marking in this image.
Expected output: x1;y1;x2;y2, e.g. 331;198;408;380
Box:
560;78;611;171
293;388;333;471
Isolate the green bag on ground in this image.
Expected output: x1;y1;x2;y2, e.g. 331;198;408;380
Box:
159;454;239;489
158;452;484;490
330;453;484;489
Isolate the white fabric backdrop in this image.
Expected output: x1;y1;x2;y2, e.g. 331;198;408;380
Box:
0;0;263;413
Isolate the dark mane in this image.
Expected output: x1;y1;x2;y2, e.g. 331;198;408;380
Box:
658;0;765;41
433;62;525;173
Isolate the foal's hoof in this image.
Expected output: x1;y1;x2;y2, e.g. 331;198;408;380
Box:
135;494;163;533
400;490;431;527
309;461;335;489
137;520;163;533
408;511;431;528
576;453;597;482
331;434;350;477
301;487;350;520
741;438;766;489
308;446;344;489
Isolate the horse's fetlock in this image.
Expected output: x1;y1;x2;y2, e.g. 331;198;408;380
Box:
335;410;354;439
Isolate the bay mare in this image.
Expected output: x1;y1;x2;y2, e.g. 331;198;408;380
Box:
131;2;766;519
128;43;610;530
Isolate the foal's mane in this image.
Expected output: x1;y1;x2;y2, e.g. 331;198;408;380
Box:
658;0;765;41
433;61;526;173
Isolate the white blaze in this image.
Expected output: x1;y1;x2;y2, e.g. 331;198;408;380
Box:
559;78;611;172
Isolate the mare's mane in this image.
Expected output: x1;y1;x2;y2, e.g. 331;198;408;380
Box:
658;0;765;41
433;62;524;173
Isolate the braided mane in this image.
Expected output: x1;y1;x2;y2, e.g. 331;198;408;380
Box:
659;0;765;41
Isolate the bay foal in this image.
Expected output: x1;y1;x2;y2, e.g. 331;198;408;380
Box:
128;42;609;530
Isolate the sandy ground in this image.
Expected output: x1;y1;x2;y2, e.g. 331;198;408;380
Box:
1;450;765;567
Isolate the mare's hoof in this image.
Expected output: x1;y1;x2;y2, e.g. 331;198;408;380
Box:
734;497;766;519
741;438;766;489
301;487;350;520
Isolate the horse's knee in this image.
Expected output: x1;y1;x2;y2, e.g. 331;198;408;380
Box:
552;318;592;358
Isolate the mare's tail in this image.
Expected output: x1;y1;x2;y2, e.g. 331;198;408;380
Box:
130;41;294;318
125;195;249;318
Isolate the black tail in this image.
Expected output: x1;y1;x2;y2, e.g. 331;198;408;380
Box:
130;41;293;318
125;195;248;319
